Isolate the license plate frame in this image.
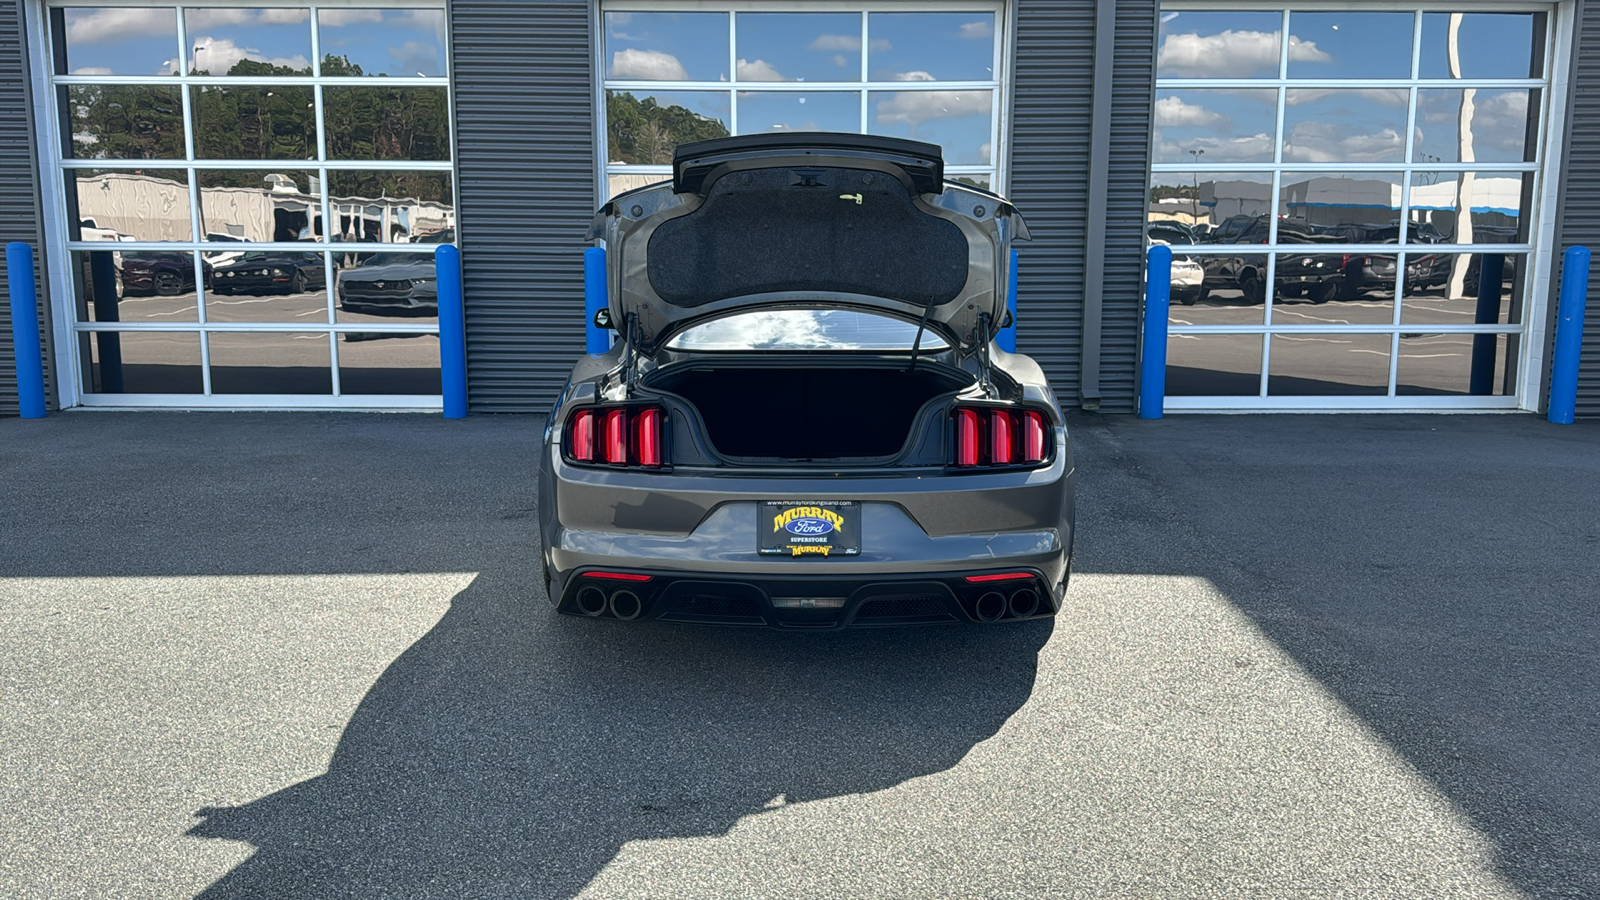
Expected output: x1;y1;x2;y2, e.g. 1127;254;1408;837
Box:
758;500;861;558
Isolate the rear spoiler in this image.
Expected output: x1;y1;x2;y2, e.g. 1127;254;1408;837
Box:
672;133;946;196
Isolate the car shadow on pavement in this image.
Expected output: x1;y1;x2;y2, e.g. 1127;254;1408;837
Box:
186;571;1051;896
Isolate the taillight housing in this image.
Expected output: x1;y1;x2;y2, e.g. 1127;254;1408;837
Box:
950;405;1050;469
564;405;667;468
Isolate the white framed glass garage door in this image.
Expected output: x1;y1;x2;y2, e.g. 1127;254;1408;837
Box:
37;0;453;408
1151;4;1560;410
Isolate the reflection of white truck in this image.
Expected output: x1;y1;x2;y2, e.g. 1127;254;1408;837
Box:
1150;238;1207;305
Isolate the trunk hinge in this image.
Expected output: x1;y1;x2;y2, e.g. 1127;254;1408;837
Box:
972;312;997;397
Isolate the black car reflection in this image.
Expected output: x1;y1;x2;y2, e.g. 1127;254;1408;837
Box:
1202;216;1345;304
337;253;437;315
121;251;212;296
211;252;328;295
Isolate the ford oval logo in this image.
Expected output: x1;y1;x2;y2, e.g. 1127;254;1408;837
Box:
784;517;835;536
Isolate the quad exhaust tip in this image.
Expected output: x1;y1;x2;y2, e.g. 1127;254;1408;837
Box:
576;585;608;617
975;591;1007;622
609;589;644;621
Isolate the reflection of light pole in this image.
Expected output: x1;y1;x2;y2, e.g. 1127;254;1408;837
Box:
1188;148;1204;224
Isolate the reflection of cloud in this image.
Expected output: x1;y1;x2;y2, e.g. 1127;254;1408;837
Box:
318;9;384;26
186;8;309;29
1158;29;1329;77
737;58;784;81
71;67;114;76
391;40;442;75
1156;133;1275;163
809;34;890;52
1419;91;1530;156
832;54;848;68
893;71;936;82
1154;96;1226;128
979;142;991;163
1284;121;1404;163
187;37;310;74
64;7;173;43
1287;88;1408;107
875;91;992;126
608;12;633;26
611;48;688;80
959;21;992;39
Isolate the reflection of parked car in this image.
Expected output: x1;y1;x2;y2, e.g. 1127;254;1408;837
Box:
1147;224;1206;305
120;252;212;296
1201;217;1344;304
337;253;438;314
211;252;327;295
202;232;248;268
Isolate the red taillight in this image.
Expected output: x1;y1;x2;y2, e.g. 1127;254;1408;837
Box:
990;410;1013;465
636;408;662;467
955;408;980;467
569;409;595;462
604;409;628;466
1022;410;1046;463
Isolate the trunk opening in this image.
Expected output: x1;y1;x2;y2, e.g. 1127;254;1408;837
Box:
649;363;971;461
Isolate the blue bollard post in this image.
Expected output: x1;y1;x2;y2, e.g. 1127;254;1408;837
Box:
584;246;609;355
435;244;467;419
1548;245;1590;424
6;242;46;418
1139;245;1172;420
997;248;1018;354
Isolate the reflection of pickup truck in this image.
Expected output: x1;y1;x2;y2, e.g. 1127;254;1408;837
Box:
1201;217;1345;304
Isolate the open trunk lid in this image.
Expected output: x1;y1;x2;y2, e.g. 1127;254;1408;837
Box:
588;133;1029;353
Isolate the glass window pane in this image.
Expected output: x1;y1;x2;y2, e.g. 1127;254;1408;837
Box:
207;251;329;323
1284;89;1409;163
191;85;317;160
1271;252;1393;325
1416;90;1538;164
1152;90;1277;164
326;170;453;244
1268;333;1391;396
1420;13;1541;80
738;90;859;135
948;173;990;191
66;85;184;160
868;89;990;164
1277;171;1403;237
316;9;447;78
604;12;728;82
85;331;202;393
1409;172;1531;244
737;13;861;83
208;331;332;393
1284;12;1414;80
198;169;322;242
1151;172;1272;238
72;169;192;242
606;90;730;165
335;251;438;324
185;8;313;76
667;309;947;351
1189;252;1269;322
57;7;179;76
1157;11;1283;79
868;13;995;82
1401;252;1524;325
1396;333;1514;396
607;172;671;199
75;249;200;322
1166;334;1263;397
337;333;441;395
323;86;451;161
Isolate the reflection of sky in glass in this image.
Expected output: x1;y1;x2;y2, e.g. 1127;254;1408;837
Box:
868;13;994;82
736;13;860;82
186;9;313;75
1157;11;1282;79
869;90;991;164
60;8;179;75
1419;14;1539;79
1284;90;1407;163
1414;89;1534;164
737;92;858;134
669;309;948;351
1285;13;1412;80
1152;89;1277;163
318;9;446;77
605;12;728;81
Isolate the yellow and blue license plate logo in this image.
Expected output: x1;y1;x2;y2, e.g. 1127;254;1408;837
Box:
758;500;861;557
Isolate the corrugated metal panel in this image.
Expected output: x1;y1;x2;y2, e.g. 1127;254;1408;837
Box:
1557;0;1600;416
1009;0;1152;414
0;0;50;416
450;0;595;412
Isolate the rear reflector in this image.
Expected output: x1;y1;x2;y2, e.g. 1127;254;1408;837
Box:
965;572;1035;583
585;571;653;582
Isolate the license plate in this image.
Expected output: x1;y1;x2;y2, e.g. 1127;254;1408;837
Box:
759;500;861;557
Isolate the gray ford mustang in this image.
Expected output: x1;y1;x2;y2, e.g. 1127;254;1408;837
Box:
537;133;1075;628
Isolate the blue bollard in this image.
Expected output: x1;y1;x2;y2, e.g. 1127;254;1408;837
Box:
6;242;46;418
584;246;609;355
1139;245;1172;420
1469;253;1505;396
435;244;467;419
997;248;1018;354
1548;245;1590;424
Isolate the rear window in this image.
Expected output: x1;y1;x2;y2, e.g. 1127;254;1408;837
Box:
666;309;951;351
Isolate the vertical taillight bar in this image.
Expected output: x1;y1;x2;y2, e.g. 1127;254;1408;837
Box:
570;409;595;462
604;408;628;465
567;406;666;468
955;408;981;467
953;406;1048;468
636;408;662;467
990;410;1013;465
1022;410;1047;464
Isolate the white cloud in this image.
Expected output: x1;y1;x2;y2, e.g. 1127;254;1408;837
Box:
1157;133;1275;163
611;48;688;81
608;12;633;26
959;21;993;39
893;70;937;82
1287;88;1408;107
70;66;114;76
979;142;992;163
318;9;385;27
187;37;309;75
186;8;308;29
808;34;890;52
875;90;992;127
258;8;310;25
832;54;848;68
1158;29;1330;78
391;40;443;75
737;58;784;81
1283;121;1405;163
1154;96;1226;128
63;8;174;43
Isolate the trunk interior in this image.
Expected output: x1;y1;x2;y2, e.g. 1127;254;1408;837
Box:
650;363;971;460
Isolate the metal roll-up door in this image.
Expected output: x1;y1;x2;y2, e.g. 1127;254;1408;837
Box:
450;0;595;412
0;0;50;416
1557;0;1600;416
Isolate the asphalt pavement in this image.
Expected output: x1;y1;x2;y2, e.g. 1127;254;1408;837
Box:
2;410;1597;898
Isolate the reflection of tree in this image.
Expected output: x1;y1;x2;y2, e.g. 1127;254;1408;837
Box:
69;85;184;159
607;91;729;165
